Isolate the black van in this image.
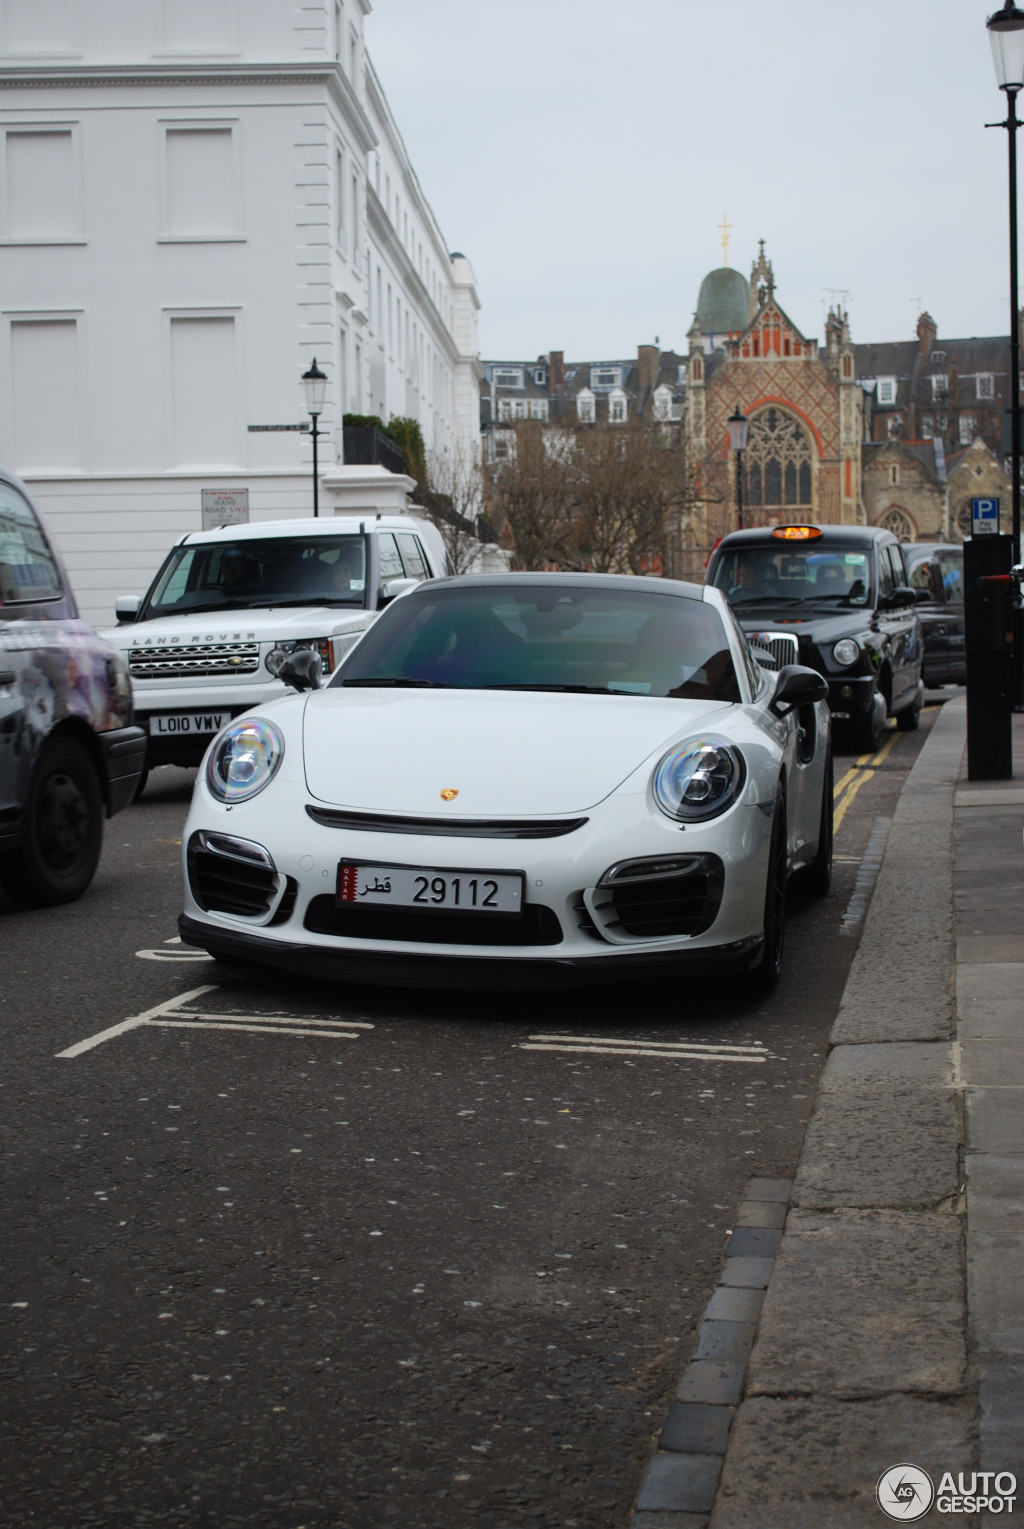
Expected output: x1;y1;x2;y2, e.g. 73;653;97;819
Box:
0;469;146;905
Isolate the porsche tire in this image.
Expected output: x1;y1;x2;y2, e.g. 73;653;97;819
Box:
746;786;787;996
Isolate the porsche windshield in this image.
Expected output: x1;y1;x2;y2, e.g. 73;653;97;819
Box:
143;535;367;618
709;542;872;607
333;584;742;701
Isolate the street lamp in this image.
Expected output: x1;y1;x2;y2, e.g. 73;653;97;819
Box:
987;1;1024;705
302;357;327;517
727;403;749;530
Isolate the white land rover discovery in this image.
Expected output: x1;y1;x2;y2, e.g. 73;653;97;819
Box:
102;515;448;787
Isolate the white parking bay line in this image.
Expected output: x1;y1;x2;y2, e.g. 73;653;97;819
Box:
518;1035;768;1063
56;988;374;1057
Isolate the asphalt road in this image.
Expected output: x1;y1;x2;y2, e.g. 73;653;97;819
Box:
0;703;947;1529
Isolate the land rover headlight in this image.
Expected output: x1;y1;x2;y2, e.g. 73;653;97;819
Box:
653;736;745;823
206;718;284;803
832;638;860;668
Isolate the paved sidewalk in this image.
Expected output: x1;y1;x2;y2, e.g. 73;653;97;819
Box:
632;696;1024;1527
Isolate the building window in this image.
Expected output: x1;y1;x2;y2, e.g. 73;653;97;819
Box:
590;366;621;389
890;465;900;486
977;372;995;400
876;377;897;405
497;399;512;422
533;367;547;385
160;123;241;239
930;350;946;365
492;367;523;389
841;355;853;379
335;147;346;251
609;390;627;424
7;314;82;470
930;374;949;402
529;399;548;420
492;431;514;461
653;386;673;422
168;312;239;467
1;126;82;241
745;406;813;513
959;413;978;445
512;399;527;420
878;507;915;541
576;389;595;423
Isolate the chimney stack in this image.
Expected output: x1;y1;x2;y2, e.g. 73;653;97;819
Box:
917;311;937;356
549;350;565;391
637;344;660;400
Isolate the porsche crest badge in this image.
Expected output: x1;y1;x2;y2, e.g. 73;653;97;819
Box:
440;788;459;802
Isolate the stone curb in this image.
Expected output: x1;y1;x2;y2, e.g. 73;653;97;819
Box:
629;1176;792;1528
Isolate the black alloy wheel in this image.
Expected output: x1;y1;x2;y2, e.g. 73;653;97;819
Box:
851;688;885;755
746;785;787;996
0;737;103;906
896;693;922;732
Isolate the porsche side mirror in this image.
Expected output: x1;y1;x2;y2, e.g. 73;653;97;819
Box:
277;647;322;692
770;664;828;717
115;595;141;624
377;576;420;609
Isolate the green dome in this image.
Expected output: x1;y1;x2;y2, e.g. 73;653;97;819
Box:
696;267;750;339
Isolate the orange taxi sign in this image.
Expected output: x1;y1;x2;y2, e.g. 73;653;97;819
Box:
771;524;822;541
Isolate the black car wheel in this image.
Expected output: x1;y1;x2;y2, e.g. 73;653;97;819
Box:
851;689;885;754
746;785;787;995
0;737;103;906
897;695;922;732
804;746;833;897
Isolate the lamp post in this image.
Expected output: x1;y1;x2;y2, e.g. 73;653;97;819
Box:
302;358;327;517
987;1;1024;707
727;404;749;530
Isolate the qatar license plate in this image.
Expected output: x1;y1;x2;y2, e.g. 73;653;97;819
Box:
337;862;524;916
149;711;231;735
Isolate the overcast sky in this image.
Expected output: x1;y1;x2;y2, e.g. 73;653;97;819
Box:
366;0;1015;362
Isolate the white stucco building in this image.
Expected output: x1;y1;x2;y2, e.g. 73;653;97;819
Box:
0;0;482;624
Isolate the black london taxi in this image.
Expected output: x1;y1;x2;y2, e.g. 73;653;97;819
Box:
901;542;965;687
705;523;924;753
0;468;146;905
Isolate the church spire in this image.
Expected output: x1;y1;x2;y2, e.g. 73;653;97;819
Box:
749;239;774;320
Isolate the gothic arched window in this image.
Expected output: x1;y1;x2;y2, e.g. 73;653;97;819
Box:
877;507;915;541
744;407;813;516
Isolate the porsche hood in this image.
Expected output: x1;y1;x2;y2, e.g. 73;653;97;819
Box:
301;688;730;816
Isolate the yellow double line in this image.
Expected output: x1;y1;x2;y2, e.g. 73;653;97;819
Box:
833;728;902;831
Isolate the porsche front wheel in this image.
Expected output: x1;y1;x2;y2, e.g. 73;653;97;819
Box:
746;786;787;996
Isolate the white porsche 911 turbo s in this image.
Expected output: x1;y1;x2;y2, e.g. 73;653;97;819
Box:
178;573;832;993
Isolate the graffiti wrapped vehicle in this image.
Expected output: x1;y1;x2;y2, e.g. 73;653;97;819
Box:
0;468;146;905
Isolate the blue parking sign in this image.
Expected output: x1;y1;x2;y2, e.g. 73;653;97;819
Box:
971;497;999;535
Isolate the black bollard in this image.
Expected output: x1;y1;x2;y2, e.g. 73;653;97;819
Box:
964;533;1015;780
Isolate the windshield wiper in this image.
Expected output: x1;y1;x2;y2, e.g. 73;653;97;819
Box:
249;596;361;609
483;683;624;694
725;593;803;606
339;677;450;687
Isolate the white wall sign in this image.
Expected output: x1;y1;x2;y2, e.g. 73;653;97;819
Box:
201;488;249;529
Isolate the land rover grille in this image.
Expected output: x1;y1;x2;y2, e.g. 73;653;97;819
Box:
128;642;261;679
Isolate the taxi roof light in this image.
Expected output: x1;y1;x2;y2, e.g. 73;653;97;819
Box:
771;524;823;541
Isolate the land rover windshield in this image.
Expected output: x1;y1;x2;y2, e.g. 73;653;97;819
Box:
142;535;368;619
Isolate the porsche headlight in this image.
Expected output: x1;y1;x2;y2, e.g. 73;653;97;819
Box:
653;736;745;823
832;638;860;668
206;718;284;803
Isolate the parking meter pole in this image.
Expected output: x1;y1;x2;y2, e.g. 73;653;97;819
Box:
965;534;1014;779
1009;87;1024;707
